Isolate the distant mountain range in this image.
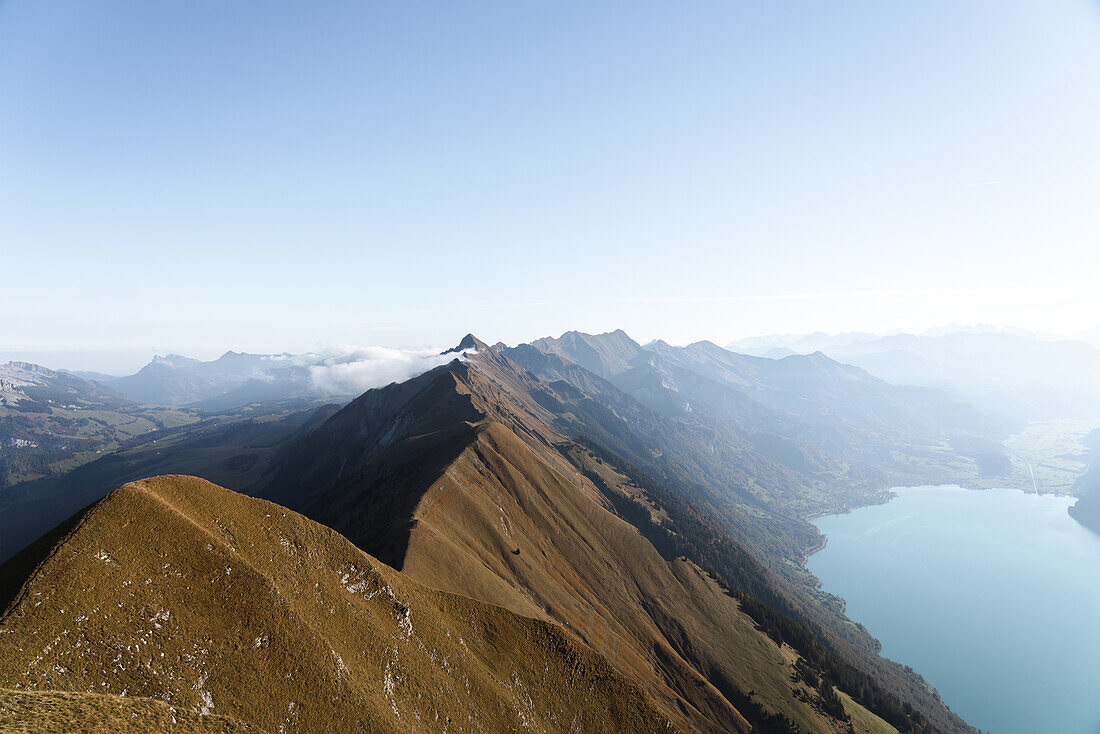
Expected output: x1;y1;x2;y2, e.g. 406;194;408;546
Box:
0;357;337;498
0;347;459;491
1;360;128;412
55;346;458;412
98;351;322;408
26;323;1099;428
0;361;206;491
2;351;331;415
728;326;1100;426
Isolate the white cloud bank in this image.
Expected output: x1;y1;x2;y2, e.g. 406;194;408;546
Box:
306;346;460;396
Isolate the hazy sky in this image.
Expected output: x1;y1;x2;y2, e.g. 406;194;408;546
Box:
3;0;1100;371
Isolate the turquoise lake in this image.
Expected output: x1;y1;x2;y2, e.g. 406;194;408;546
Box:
807;486;1100;734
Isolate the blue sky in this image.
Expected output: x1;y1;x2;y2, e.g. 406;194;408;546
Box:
2;1;1100;371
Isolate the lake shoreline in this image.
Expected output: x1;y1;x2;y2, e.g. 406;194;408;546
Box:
806;485;1100;734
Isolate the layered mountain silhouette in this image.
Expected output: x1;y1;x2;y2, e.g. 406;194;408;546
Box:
252;335;974;733
729;328;1100;426
503;332;1004;577
95;347;453;411
105;352;317;408
3;332;996;733
527;330;994;474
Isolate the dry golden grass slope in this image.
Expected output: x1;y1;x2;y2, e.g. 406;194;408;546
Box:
0;476;673;734
405;420;852;734
258;339;868;733
0;687;258;734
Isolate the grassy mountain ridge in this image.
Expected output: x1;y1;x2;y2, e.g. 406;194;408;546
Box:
561;439;958;734
497;333;985;732
0;687;260;733
2;334;984;732
0;402;333;564
0;475;673;733
252;339;929;733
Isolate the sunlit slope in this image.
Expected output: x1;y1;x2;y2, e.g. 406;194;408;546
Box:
257;340;870;734
0;687;259;734
0;475;671;734
406;422;858;733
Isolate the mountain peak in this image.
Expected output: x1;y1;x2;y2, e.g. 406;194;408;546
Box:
442;333;487;355
149;353;200;368
685;339;725;353
528;329;644;378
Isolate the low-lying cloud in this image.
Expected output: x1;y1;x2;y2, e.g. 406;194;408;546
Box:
306;346;458;396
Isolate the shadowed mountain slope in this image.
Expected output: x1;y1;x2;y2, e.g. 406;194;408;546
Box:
497;335;982;732
254;339;942;733
500;341;865;567
259;363;483;567
1068;429;1100;535
1070;490;1100;535
0;475;672;734
0;403;334;564
530;331;997;480
506;332;1006;574
644;339;990;438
